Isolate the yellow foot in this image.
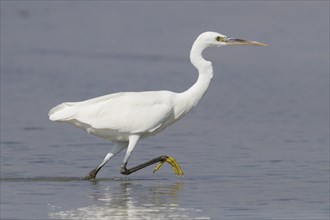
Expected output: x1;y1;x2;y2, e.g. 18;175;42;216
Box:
153;156;184;176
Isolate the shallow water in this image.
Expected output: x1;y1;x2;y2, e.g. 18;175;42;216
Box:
1;2;329;219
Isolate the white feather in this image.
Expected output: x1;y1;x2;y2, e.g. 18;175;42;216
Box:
49;91;181;140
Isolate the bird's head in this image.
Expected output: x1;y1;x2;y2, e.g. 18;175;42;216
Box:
197;31;267;47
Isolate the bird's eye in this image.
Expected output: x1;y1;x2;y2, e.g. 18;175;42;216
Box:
215;36;224;42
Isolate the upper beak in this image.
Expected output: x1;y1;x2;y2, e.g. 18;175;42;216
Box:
226;38;267;46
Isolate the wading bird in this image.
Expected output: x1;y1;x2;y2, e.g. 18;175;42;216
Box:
49;31;266;179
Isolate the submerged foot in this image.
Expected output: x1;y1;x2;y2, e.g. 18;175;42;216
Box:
83;169;99;180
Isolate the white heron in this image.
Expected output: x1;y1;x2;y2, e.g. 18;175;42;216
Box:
49;31;266;179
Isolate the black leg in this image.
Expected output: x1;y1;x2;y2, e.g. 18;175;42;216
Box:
120;155;184;176
82;143;129;180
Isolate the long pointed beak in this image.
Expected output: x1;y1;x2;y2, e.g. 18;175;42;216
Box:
226;38;267;46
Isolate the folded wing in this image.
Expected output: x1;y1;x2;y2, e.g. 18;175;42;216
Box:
49;91;175;134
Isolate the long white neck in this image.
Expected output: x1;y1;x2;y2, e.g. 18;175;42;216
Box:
176;39;213;115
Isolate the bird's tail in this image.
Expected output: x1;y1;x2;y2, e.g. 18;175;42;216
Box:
48;102;78;121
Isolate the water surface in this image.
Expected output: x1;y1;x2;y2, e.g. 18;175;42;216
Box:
1;2;329;219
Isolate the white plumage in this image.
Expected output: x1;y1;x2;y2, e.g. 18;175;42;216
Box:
49;31;266;179
49;91;181;140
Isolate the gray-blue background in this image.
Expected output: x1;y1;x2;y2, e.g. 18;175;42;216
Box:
1;1;329;219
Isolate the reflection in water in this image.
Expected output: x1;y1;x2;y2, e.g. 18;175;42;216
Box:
49;181;209;220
